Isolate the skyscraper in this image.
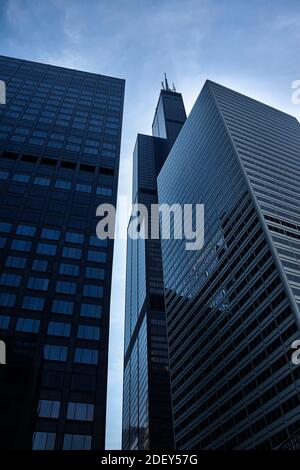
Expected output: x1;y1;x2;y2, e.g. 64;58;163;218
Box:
122;79;186;449
0;55;124;450
157;80;300;449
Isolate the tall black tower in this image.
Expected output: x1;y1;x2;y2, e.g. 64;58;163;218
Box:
0;55;124;450
122;76;186;449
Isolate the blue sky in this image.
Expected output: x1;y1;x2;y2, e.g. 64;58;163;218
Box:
0;0;299;449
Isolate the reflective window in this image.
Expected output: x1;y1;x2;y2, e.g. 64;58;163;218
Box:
77;325;100;341
63;434;91;450
76;183;92;193
16;317;40;333
0;222;12;233
0;315;10;329
5;256;26;269
38;399;60;418
80;303;102;319
34;176;51;186
52;300;73;315
11;239;32;252
16;224;36;237
85;267;105;279
62;247;82;259
59;263;79;276
55;280;76;295
65;231;84;244
0;293;16;307
55;179;71;190
83;284;103;298
32;259;48;272
74;347;98;365
41;228;60;240
27;277;49;291
87;250;106;263
13;173;30;183
67;402;94;421
37;243;57;256
47;321;71;337
22;296;45;311
44;344;67;361
0;273;22;287
32;432;56;450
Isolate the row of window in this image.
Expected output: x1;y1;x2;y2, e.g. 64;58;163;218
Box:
0;315;100;339
44;344;98;364
0;169;113;195
0;223;108;247
38;399;94;421
0;294;102;318
1;239;107;262
32;431;92;450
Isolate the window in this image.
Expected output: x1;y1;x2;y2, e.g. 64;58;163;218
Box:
85;267;105;280
47;321;71;337
13;173;30;183
11;239;32;252
87;250;106;263
34;176;51;186
5;256;26;269
62;247;82;259
52;300;73;315
65;231;84;244
0;293;16;307
22;296;45;311
41;228;60;240
0;273;22;287
0;315;10;329
89;235;108;247
32;259;48;272
67;402;94;421
74;348;98;365
59;263;79;276
27;277;49;291
96;187;112;197
32;432;56;450
0;237;6;248
44;344;67;361
16;317;40;333
38;399;60;418
16;224;36;237
77;325;100;341
55;179;71;190
55;280;76;295
63;434;91;450
83;284;103;298
76;183;91;193
80;303;102;319
37;243;57;256
0;222;12;233
0;170;9;180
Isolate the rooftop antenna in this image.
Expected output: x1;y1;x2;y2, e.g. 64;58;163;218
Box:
164;73;170;91
161;81;165;90
172;83;176;92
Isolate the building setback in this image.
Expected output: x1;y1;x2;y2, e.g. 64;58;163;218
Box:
0;55;124;450
122;80;186;449
157;80;300;449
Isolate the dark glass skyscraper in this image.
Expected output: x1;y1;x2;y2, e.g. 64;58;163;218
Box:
157;80;300;449
0;55;124;450
122;81;186;449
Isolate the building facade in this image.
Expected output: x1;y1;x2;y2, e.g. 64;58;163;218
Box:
0;55;124;450
157;80;300;449
122;83;186;449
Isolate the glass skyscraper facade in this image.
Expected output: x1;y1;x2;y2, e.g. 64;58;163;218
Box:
157;80;300;449
122;85;186;449
0;55;124;450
